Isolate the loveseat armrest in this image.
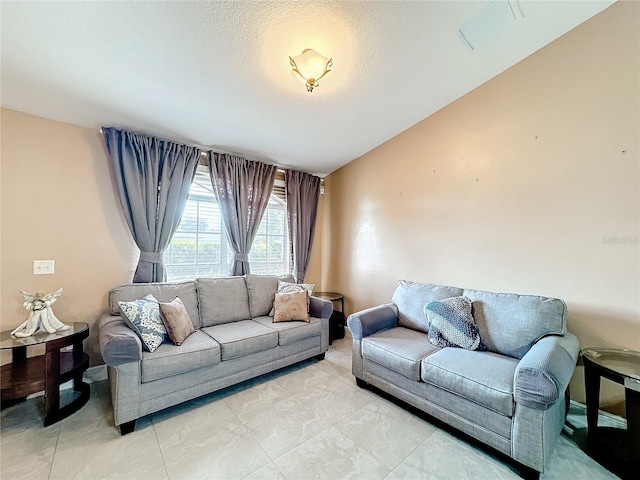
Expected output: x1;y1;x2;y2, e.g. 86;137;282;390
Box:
347;303;398;340
310;296;332;320
514;332;579;410
99;314;143;366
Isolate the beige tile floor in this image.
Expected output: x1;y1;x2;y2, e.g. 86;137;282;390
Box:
0;336;618;480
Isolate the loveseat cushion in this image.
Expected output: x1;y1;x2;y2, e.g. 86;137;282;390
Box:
421;348;518;416
391;280;464;334
253;315;323;346
140;330;221;383
197;277;251;327
245;274;295;317
202;320;278;360
109;281;200;329
462;289;567;359
361;327;440;380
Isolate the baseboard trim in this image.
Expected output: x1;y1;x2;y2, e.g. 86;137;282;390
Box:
568;399;626;429
85;364;108;383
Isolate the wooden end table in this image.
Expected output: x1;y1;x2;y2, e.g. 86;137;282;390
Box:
1;322;90;426
582;347;640;480
314;292;345;344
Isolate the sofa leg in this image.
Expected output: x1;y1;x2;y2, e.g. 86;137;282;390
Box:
355;378;369;389
315;352;326;361
519;465;540;480
119;420;136;435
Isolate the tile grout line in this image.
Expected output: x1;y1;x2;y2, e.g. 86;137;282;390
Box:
269;354;383;479
150;417;171;480
222;394;274;479
47;422;62;480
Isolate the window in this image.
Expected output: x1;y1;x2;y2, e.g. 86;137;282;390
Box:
164;167;291;281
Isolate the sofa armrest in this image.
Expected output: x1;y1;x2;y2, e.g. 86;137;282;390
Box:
309;296;332;320
514;332;579;410
99;314;143;366
347;303;398;340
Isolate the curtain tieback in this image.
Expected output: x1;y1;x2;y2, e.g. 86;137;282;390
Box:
140;251;163;263
234;253;249;262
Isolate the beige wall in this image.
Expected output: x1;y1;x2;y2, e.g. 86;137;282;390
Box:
319;2;639;406
1;109;137;365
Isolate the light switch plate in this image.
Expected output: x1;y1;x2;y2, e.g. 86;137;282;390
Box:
33;260;55;275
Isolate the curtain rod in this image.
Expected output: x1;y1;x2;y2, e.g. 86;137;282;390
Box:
99;126;295;175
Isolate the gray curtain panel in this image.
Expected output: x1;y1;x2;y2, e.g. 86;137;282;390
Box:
103;127;200;283
207;152;277;276
285;170;321;283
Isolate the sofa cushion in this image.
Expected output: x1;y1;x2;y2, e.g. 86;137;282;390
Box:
141;330;221;383
421;348;518;416
462;289;567;359
202;320;278;360
361;327;440;380
253;315;323;346
110;281;200;329
245;274;295;318
391;280;464;334
425;296;483;350
197;277;251;327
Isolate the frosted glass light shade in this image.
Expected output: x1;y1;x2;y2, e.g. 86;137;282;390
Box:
289;49;332;92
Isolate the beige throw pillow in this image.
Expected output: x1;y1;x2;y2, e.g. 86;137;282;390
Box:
269;281;314;316
159;297;195;346
272;290;310;323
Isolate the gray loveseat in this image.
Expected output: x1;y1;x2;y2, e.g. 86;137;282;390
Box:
99;274;332;434
348;280;579;479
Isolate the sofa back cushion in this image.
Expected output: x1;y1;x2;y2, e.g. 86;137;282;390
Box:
109;281;200;329
197;277;251;327
391;280;464;334
463;289;567;359
245;274;295;318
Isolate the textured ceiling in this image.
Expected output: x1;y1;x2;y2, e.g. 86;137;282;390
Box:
1;1;614;175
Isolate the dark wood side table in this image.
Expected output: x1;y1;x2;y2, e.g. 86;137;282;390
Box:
1;322;90;426
315;292;345;344
582;347;640;480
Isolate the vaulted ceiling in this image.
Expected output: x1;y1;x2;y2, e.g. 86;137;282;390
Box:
1;1;615;175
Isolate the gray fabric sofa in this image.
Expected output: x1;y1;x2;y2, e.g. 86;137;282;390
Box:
99;274;332;434
347;280;579;479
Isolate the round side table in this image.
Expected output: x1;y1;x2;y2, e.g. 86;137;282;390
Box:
582;347;640;479
314;292;345;344
1;322;90;426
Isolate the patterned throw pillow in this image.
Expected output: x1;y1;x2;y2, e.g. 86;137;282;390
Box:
118;294;167;352
269;281;314;316
272;290;310;323
424;296;483;350
159;297;195;346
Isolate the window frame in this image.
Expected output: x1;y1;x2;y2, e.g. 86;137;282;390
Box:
164;165;291;281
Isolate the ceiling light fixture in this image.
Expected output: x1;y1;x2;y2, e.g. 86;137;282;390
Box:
289;49;332;93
